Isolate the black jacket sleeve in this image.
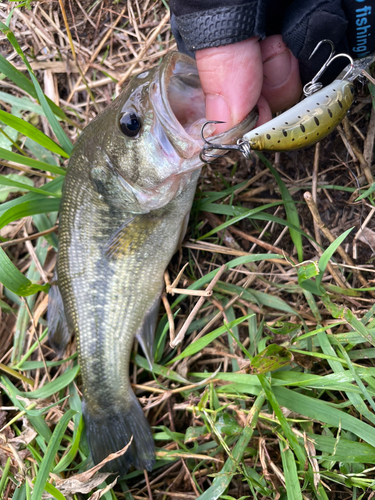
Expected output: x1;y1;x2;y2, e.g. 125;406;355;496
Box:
170;0;375;85
170;0;266;55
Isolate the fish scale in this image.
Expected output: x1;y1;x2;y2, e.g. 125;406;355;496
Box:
57;156;200;471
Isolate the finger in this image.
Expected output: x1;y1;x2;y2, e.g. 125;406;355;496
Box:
256;95;272;126
196;37;263;134
260;35;302;113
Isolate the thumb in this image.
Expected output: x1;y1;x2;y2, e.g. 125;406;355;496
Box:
196;38;264;134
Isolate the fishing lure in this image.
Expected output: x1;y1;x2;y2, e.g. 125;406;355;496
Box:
201;40;375;160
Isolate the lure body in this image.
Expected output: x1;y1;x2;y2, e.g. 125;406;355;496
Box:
199;50;375;159
242;79;354;152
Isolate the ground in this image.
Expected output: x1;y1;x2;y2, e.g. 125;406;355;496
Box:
1;1;375;500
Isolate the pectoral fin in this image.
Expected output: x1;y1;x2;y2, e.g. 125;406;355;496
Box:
178;212;190;247
47;270;72;356
104;217;135;259
136;297;160;369
104;215;162;260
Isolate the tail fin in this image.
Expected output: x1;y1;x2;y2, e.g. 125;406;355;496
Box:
82;393;155;475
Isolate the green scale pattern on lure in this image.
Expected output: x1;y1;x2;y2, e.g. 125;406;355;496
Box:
241;51;375;153
47;52;257;475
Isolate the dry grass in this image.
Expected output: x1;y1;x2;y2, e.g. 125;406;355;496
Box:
1;1;375;500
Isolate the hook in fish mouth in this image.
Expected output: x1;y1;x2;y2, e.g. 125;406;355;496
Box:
199;120;252;163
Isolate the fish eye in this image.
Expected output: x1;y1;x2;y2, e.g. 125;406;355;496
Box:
119;110;142;137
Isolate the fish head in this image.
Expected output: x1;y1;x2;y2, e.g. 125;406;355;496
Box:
82;52;257;213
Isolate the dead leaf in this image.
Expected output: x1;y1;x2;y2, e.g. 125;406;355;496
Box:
51;439;133;498
54;472;113;496
357;227;375;250
66;437;132;482
88;477;118;499
9;418;37;448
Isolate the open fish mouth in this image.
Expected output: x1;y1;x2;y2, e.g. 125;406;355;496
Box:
162;52;207;139
153;51;258;163
151;51;207;161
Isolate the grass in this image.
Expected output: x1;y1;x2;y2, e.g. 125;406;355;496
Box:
1;2;375;499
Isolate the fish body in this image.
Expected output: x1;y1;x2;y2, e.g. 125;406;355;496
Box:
48;52;257;474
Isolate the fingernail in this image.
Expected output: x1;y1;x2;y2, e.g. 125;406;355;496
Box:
263;49;292;88
205;94;232;132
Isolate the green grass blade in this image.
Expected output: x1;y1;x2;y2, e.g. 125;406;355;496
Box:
0;247;49;296
170;314;254;363
216;281;299;316
0;177;63;217
257;152;303;261
333;338;375;414
0;174;33;201
52;414;84;473
344;309;375;347
197;203;283;240
279;441;303;500
0;24;73;155
308;433;375;463
224;307;241;371
42;483;67;500
0;298;15;313
1;376;52;442
13;328;48;369
11;233;49;361
274;386;375;448
0;22;72;155
0;457;11;498
0;147;66;175
12;482;26;500
0;176;60;197
135;355;191;384
356;182;375;201
33;212;59;250
0;37;68;122
316;227;354;287
0;198;61;231
18;365;80;399
258;374;306;467
0;52;36;96
196;391;265;500
0;91;46;115
0;109;69;158
170;254;281;309
30;409;76;500
198;202;311;240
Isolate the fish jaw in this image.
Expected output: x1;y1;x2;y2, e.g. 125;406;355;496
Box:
83;51;258;215
127;51;259;211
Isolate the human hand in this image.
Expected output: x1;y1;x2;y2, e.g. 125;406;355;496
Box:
196;35;302;134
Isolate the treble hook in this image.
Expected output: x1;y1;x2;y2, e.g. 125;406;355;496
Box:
303;39;354;96
199;120;248;163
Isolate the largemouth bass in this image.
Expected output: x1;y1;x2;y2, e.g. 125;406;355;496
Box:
47;52;257;475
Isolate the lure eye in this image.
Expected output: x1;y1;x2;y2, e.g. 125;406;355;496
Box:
119;110;142;137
